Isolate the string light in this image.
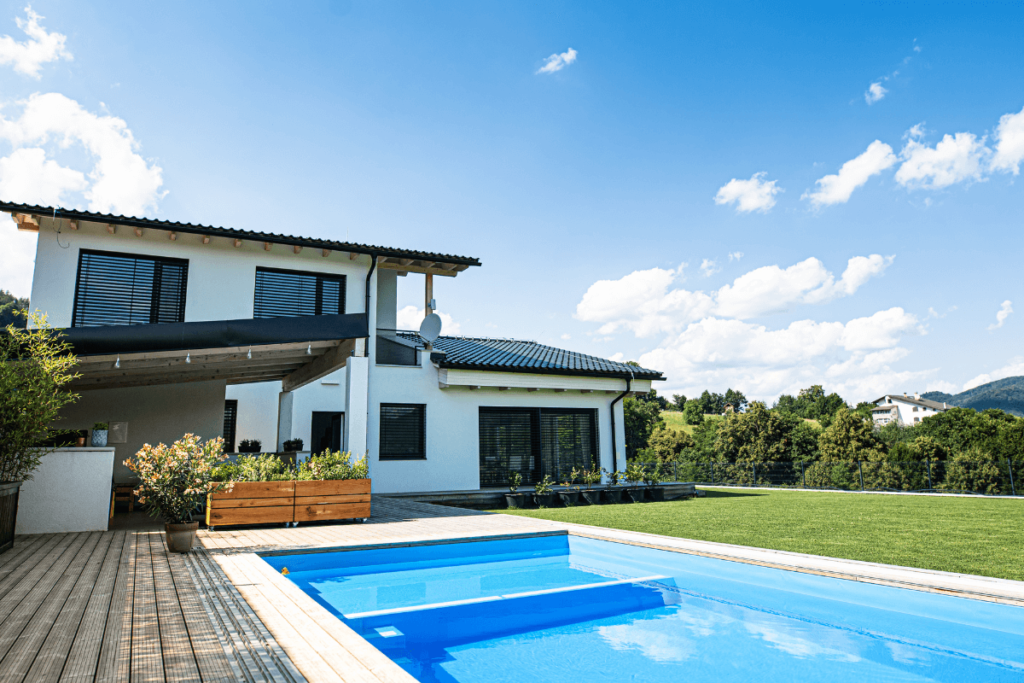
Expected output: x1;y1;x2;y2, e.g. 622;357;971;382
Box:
306;343;312;355
114;355;120;369
247;346;252;360
186;352;191;364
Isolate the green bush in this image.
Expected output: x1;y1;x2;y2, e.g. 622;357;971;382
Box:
942;447;1006;495
297;450;369;481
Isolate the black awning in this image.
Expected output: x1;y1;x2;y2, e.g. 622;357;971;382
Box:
61;313;369;357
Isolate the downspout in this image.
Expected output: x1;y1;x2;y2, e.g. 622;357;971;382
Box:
364;253;378;357
610;371;633;473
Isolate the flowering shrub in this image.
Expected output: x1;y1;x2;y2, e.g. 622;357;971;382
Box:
214;453;292;482
125;434;232;523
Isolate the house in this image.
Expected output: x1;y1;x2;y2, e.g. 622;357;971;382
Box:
6;202;662;530
871;393;951;427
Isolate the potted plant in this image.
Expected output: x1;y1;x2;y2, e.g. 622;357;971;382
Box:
558;467;581;506
601;468;624;503
642;456;665;501
125;434;232;552
237;438;262;453
0;313;79;554
282;438;303;452
91;422;109;447
505;470;528;508
580;467;603;505
624;461;647;503
533;475;555;507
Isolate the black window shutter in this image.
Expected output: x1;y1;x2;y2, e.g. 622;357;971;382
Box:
380;404;426;459
223;400;238;453
72;250;188;327
540;409;599;483
254;267;346;318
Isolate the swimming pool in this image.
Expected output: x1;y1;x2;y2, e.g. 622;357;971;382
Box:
263;532;1024;682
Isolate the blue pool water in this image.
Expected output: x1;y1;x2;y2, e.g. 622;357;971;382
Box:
264;533;1024;682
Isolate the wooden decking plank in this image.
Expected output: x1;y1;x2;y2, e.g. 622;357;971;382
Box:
149;534;203;683
164;553;237;683
0;532;102;680
58;531;128;683
130;533;164;683
0;532;91;668
21;532;115;683
215;555;349;683
0;533;46;571
0;534;71;607
95;531;137;683
238;556;414;683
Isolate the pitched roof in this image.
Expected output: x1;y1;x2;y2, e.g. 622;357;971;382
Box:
873;395;952;411
1;201;481;269
397;333;664;380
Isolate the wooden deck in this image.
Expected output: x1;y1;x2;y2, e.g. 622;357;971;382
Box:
6;495;1023;683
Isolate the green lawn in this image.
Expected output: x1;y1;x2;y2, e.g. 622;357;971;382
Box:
498;488;1024;581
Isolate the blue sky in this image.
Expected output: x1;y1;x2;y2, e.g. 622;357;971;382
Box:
1;1;1022;403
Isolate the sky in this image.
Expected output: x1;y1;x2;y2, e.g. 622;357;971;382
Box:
0;1;1022;404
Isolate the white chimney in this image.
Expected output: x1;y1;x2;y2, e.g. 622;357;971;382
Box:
914;392;920;400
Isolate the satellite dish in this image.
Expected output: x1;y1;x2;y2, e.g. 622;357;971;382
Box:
419;313;442;343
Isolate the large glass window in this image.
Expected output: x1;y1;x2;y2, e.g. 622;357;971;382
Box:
72;250;188;327
478;407;599;487
380;404;426;459
253;267;346;318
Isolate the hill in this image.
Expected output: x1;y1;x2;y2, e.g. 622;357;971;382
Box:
922;376;1024;417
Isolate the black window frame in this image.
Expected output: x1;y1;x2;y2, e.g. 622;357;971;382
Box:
253;266;346;319
71;249;189;328
379;403;426;460
478;407;599;487
311;411;344;455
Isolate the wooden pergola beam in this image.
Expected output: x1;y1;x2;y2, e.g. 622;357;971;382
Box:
281;338;357;392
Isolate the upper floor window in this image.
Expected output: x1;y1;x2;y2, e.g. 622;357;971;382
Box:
72;250;188;327
380;403;426;459
253;267;346;319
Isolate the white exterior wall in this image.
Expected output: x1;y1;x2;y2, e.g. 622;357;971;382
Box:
225;381;281;450
28;218;370;326
366;351;627;494
54;380;227;483
16;448;115;534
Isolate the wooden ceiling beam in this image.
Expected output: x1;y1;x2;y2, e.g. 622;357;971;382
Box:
12;213;40;232
281;339;356;392
376;261;460;278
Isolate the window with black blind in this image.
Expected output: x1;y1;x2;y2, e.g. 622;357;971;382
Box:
253;267;346;318
72;250;188;327
478;407;599;487
223;400;238;453
380;404;426;459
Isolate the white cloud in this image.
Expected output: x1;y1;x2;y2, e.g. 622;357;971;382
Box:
396;305;462;336
864;82;887;105
990;105;1024;175
925;380;959;394
0;219;39;297
699;259;720;277
802;141;897;206
637;308;925;403
963;357;1024;391
560;333;571;340
728;251;743;262
713;172;781;214
0;93;165;215
576;254;892;340
536;48;577;75
0;146;86;204
0;6;71;78
895;132;988;190
988;300;1012;330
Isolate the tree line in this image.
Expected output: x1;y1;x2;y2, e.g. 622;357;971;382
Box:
623;384;1024;495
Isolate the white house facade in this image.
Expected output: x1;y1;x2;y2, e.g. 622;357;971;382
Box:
7;203;662;518
871;393;951;427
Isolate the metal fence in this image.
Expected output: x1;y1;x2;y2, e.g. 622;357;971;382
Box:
655;459;1022;497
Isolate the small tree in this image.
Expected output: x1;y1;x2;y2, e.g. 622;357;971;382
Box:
0;313;79;483
682;400;704;425
623;395;663;459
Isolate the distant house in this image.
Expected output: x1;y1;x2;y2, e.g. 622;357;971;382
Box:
871;393;951;427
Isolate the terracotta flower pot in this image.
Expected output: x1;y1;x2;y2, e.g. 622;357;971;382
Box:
165;522;199;553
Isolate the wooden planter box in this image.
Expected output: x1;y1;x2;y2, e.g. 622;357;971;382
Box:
206;479;371;529
207;481;295;528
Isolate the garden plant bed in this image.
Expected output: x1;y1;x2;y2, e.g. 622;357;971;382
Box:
207;478;371;528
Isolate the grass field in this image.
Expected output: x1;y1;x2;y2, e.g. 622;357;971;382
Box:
498;488;1024;581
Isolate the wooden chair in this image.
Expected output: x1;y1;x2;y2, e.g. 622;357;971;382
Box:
110;484;135;518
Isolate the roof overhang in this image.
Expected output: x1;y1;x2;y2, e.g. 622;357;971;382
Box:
63;313;366;392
